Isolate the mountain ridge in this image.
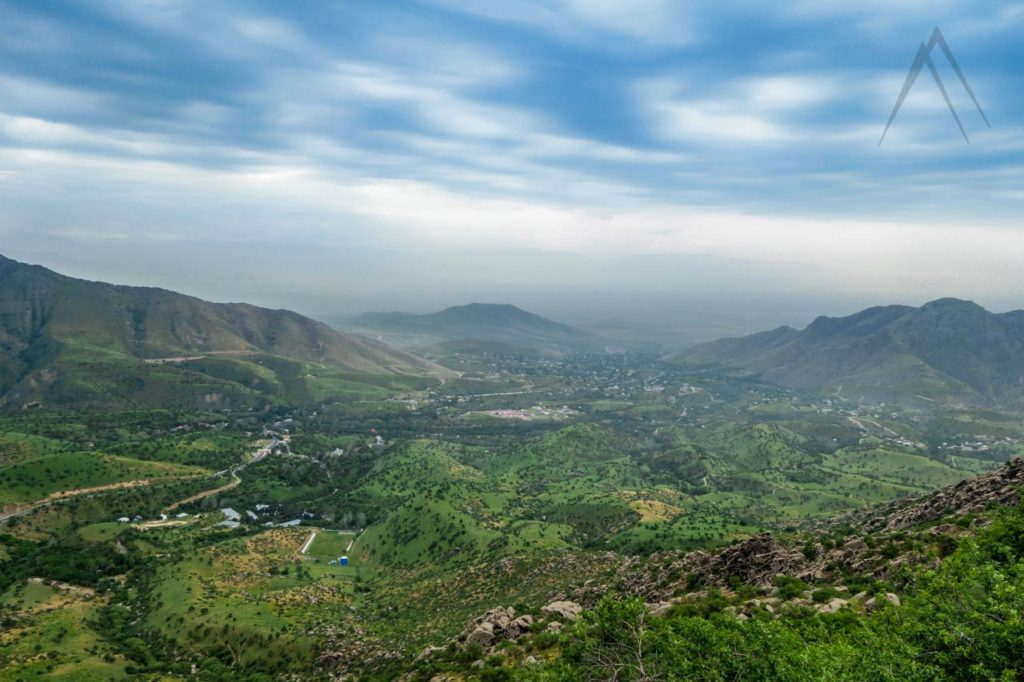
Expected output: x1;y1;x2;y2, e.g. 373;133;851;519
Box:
0;254;451;408
669;297;1024;406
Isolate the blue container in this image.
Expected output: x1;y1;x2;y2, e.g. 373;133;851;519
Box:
339;556;349;566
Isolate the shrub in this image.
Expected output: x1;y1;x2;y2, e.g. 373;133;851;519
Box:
774;575;808;601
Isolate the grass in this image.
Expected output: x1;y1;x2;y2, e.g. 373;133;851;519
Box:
823;448;969;489
306;530;355;558
0;581;129;681
76;521;125;543
0;451;205;504
144;527;366;674
0;432;66;467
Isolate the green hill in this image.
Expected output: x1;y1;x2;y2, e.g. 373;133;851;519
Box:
0;254;452;408
669;298;1024;407
347;303;607;356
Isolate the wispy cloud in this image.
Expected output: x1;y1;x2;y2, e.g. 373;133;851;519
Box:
0;0;1023;306
421;0;700;47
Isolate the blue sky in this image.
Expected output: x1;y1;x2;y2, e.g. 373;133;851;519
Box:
1;0;1023;312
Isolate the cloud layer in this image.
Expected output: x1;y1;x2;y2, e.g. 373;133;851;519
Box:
1;0;1022;310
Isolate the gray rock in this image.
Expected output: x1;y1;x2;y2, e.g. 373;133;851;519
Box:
541;600;582;620
416;645;445;662
817;598;848;614
865;592;901;610
467;623;496;647
509;615;534;638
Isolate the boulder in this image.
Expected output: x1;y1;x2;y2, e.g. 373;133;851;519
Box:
473;607;515;632
817;598;848;614
865;592;900;610
416;645;445;662
467;623;496;647
508;615;534;639
546;621;563;633
541;600;582;620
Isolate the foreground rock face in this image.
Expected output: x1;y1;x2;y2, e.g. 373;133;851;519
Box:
405;459;1024;675
859;457;1024;532
687;534;806;588
613;458;1024;603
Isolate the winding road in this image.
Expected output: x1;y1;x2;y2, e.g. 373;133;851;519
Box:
0;477;202;523
1;434;278;524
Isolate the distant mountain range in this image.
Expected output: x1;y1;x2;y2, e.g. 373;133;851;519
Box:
669;298;1024;407
0;254;450;408
347;303;607;356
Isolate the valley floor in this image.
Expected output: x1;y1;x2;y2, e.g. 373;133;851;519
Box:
2;351;1022;679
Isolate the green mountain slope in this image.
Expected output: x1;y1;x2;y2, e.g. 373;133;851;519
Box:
669;298;1024;407
347;303;607;356
406;459;1024;682
0;254;451;408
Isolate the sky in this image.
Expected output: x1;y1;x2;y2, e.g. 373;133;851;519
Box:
1;0;1023;328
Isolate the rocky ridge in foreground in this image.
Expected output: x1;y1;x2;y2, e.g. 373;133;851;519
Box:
398;458;1024;680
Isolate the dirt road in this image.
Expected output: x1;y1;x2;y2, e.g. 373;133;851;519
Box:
0;476;202;522
162;469;241;513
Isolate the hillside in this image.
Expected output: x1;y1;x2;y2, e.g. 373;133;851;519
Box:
669;298;1024;407
0;254;451;408
403;458;1024;681
1;347;1022;680
347;303;607;356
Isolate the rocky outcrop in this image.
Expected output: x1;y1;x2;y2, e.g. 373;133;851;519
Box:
405;458;1024;679
613;458;1024;603
859;458;1024;532
687;533;807;587
462;607;517;648
540;600;582;620
425;602;574;662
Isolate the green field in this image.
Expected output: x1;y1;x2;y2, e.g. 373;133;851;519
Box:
305;530;355;559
